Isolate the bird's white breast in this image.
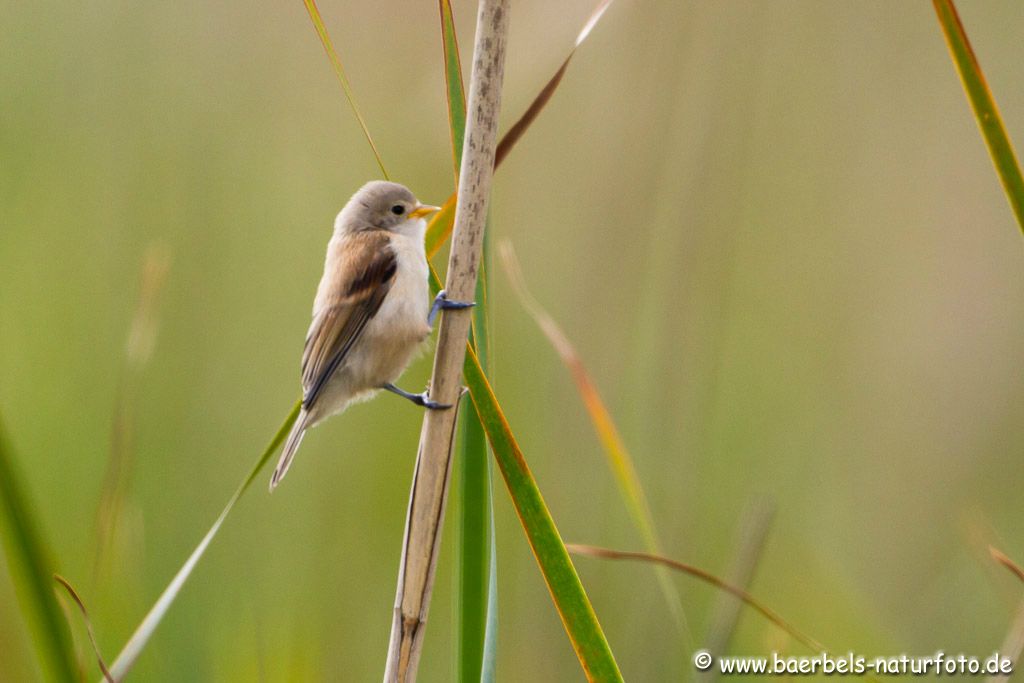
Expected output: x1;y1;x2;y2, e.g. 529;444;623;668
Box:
374;226;429;335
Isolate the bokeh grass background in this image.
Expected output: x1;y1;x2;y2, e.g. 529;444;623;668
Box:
2;1;1023;680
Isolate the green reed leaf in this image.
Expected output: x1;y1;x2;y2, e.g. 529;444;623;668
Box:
932;0;1024;235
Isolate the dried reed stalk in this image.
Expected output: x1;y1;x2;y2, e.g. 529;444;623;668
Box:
382;1;510;680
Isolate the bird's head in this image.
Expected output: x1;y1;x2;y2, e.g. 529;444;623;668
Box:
337;180;440;236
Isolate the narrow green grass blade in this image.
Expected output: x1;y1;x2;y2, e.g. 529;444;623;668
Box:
456;233;498;683
482;475;499;681
437;2;498;679
0;419;78;683
476;238;500;681
455;388;492;682
105;400;300;681
439;0;468;178
425;265;621;681
301;0;389;180
932;0;1024;235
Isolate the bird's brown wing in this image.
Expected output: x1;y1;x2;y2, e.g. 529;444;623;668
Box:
301;231;397;409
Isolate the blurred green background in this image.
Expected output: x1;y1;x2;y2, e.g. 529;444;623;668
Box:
2;1;1024;680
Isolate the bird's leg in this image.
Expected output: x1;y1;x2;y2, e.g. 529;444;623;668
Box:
427;289;475;327
382;383;452;410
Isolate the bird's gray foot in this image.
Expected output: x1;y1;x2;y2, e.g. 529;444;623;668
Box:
383;383;452;410
427;289;475;327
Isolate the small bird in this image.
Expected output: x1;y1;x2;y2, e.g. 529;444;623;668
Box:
270;180;472;490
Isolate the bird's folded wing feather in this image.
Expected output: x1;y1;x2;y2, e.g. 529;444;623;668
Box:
301;231;397;409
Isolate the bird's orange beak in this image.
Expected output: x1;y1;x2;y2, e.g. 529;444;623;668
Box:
408;204;441;220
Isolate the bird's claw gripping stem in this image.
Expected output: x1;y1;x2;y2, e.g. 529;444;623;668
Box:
427;289;475;327
383;383;452;410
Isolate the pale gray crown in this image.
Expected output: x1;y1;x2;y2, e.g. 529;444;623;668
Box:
338;180;421;232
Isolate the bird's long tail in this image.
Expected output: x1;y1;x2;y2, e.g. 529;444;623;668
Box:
270;409;311;491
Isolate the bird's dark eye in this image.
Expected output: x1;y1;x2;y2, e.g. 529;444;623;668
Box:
391;205;405;215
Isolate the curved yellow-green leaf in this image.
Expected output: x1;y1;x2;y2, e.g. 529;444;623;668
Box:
302;0;389;180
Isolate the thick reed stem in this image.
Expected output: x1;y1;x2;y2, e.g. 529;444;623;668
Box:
382;1;510;680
